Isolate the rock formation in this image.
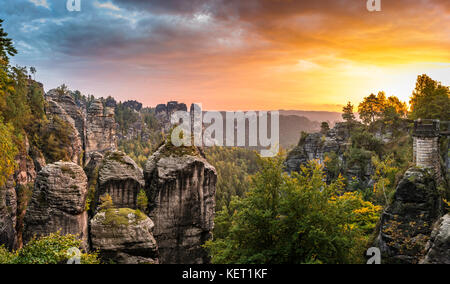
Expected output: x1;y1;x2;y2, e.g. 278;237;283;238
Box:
94;151;145;210
46;89;86;149
0;182;17;250
0;137;39;250
377;168;442;264
45;98;83;165
23;162;88;249
155;101;188;132
144;143;217;264
420;214;450;264
85;99;117;164
90;208;159;264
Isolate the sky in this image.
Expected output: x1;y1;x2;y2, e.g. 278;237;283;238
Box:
0;0;449;111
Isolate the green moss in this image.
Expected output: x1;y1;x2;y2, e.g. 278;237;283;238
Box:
102;208;147;227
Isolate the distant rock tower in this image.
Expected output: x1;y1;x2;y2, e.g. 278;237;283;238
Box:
413;120;441;175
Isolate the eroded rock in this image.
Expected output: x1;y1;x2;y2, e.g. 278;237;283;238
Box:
90;208;159;264
95;151;144;210
144;143;216;264
378;167;442;264
23;162;88;248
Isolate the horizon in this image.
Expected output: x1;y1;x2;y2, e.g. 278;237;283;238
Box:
1;0;449;111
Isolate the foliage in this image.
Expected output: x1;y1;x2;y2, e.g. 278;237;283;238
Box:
370;155;400;206
409;74;450;122
205;147;260;211
342;101;356;123
0;19;17;64
0;232;100;264
320;122;330;133
205;156;379;264
137;189;148;211
0;118;17;187
358;92;408;126
98;194;114;211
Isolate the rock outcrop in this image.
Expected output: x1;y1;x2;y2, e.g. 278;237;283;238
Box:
94;151;145;210
45;98;84;165
0;137;39;250
85;100;117;164
46;89;86;150
155;101;187;132
144;143;217;264
378;168;442;264
0;182;17;250
23;162;88;248
285;123;353;179
420;214;450;264
90;208;159;264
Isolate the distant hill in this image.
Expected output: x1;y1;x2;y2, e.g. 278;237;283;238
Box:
279;110;343;126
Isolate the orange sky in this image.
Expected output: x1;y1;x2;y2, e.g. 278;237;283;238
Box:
7;0;450;111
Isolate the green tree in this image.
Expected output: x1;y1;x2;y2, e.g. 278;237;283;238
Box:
409;74;450;121
358;92;386;125
342;102;356;123
137;189;148;211
0;19;17;65
320;122;330;134
205;156;378;264
99;194;114;211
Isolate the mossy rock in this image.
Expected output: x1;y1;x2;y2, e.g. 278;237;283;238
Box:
102;208;147;227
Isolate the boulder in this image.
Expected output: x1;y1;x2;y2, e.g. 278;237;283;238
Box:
144;143;216;264
90;208;159;264
23;162;88;248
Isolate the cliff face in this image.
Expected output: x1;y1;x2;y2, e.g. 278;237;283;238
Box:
95;151;145;210
85;100;117;165
23;162;89;249
377;168;442;264
421;214;450;264
45;98;84;165
155;101;187;132
144;144;217;264
0;137;39;250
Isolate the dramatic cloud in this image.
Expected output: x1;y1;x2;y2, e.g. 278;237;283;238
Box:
1;0;449;111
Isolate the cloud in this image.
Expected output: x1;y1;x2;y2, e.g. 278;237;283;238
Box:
0;0;448;110
29;0;50;9
94;1;120;11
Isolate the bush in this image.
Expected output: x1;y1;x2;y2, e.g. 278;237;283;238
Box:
0;232;100;264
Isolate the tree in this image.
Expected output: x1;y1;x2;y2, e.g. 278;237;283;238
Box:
358;92;385;125
0;118;17;187
29;67;36;80
99;194;114;211
320;122;330;133
342;102;356;123
409;74;450;121
0;19;17;65
137;189;148;211
371;155;399;206
205;156;379;264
